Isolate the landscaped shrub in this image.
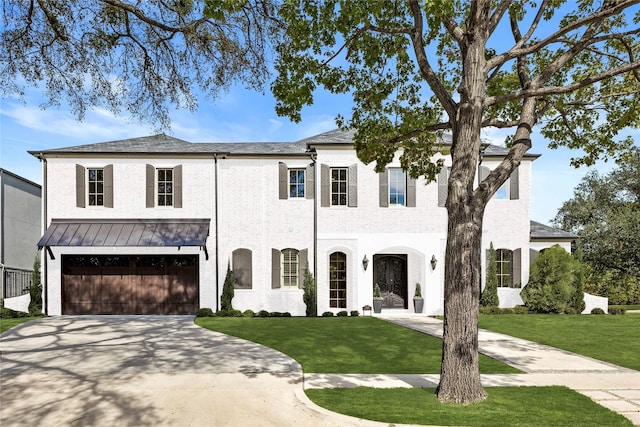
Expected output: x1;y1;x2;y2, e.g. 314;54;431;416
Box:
28;255;43;316
282;312;291;317
480;242;499;307
258;310;270;317
591;307;605;315
195;308;215;317
336;310;348;317
242;309;255;317
521;244;584;314
322;311;334;317
608;307;626;315
302;266;317;317
217;309;243;317
1;306;32;319
220;262;235;311
269;311;285;317
513;305;530;314
350;310;359;317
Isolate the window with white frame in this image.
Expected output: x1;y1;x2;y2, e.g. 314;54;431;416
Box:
496;249;513;287
331;168;348;206
289;169;305;198
389;169;406;206
88;168;104;206
329;251;347;308
157;168;173;206
281;248;299;288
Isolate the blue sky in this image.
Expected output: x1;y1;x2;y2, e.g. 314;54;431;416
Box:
0;80;628;226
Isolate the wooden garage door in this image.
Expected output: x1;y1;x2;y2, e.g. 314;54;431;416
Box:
62;255;199;315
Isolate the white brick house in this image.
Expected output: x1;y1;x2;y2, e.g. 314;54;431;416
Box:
30;129;576;316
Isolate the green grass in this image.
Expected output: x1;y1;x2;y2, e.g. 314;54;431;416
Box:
0;317;40;334
478;314;640;370
196;316;519;374
306;386;632;427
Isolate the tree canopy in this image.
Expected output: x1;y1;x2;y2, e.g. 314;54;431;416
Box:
1;0;280;128
554;147;640;280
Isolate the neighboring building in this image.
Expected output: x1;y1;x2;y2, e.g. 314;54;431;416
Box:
30;130;575;316
0;168;42;301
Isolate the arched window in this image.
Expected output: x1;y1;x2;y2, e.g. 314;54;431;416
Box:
232;248;252;289
329;252;347;308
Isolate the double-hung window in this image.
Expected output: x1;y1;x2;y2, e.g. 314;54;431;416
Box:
281;248;299;288
75;164;113;208
146;164;182;208
88;168;104;206
289;169;305;198
331;168;348;206
157;168;173;206
388;169;406;206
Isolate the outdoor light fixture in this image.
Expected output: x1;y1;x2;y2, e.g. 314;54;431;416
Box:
362;255;369;271
431;255;438;270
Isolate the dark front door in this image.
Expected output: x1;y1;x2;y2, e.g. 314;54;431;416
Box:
373;254;408;309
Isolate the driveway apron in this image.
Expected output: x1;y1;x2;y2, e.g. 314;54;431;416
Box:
0;316;399;427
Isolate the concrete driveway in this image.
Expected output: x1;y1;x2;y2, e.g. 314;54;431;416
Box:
0;316;394;427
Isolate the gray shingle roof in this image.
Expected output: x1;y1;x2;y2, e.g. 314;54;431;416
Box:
530;221;578;240
28;128;538;158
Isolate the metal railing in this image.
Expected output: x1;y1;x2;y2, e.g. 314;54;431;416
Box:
3;268;32;298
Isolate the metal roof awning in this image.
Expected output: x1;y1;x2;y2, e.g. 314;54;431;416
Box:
38;219;210;259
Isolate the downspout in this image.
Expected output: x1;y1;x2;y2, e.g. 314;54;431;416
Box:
311;152;318;313
40;154;48;315
214;153;220;312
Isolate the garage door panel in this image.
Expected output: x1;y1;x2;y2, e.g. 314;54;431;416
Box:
62;255;198;315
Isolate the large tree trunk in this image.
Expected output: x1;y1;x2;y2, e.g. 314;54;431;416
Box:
436;1;491;403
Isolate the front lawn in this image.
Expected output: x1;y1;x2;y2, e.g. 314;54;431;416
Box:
306;386;632;427
478;314;640;370
0;317;40;334
196;316;519;374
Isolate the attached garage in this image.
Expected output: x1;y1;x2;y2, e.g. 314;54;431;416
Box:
38;218;210;315
62;255;199;315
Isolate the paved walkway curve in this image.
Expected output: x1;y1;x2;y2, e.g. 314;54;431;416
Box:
306;316;640;426
0;316;417;427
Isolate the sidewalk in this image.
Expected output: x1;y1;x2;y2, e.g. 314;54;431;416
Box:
304;315;640;426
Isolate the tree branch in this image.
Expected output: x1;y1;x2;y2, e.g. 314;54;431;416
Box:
485;61;640;106
407;0;457;119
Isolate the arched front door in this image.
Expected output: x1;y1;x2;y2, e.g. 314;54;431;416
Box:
373;254;408;309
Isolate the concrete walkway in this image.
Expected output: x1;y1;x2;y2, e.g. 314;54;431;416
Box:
305;315;640;426
0;316;418;427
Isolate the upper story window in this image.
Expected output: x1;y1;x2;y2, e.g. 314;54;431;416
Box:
88;168;104;206
331;168;348;206
157;168;173;206
380;168;416;207
75;164;113;208
289;169;305;198
388;169;405;206
479;166;520;200
320;164;357;207
146;164;182;208
278;162;314;200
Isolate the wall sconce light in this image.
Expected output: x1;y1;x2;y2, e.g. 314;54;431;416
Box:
362;255;369;271
431;255;437;270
